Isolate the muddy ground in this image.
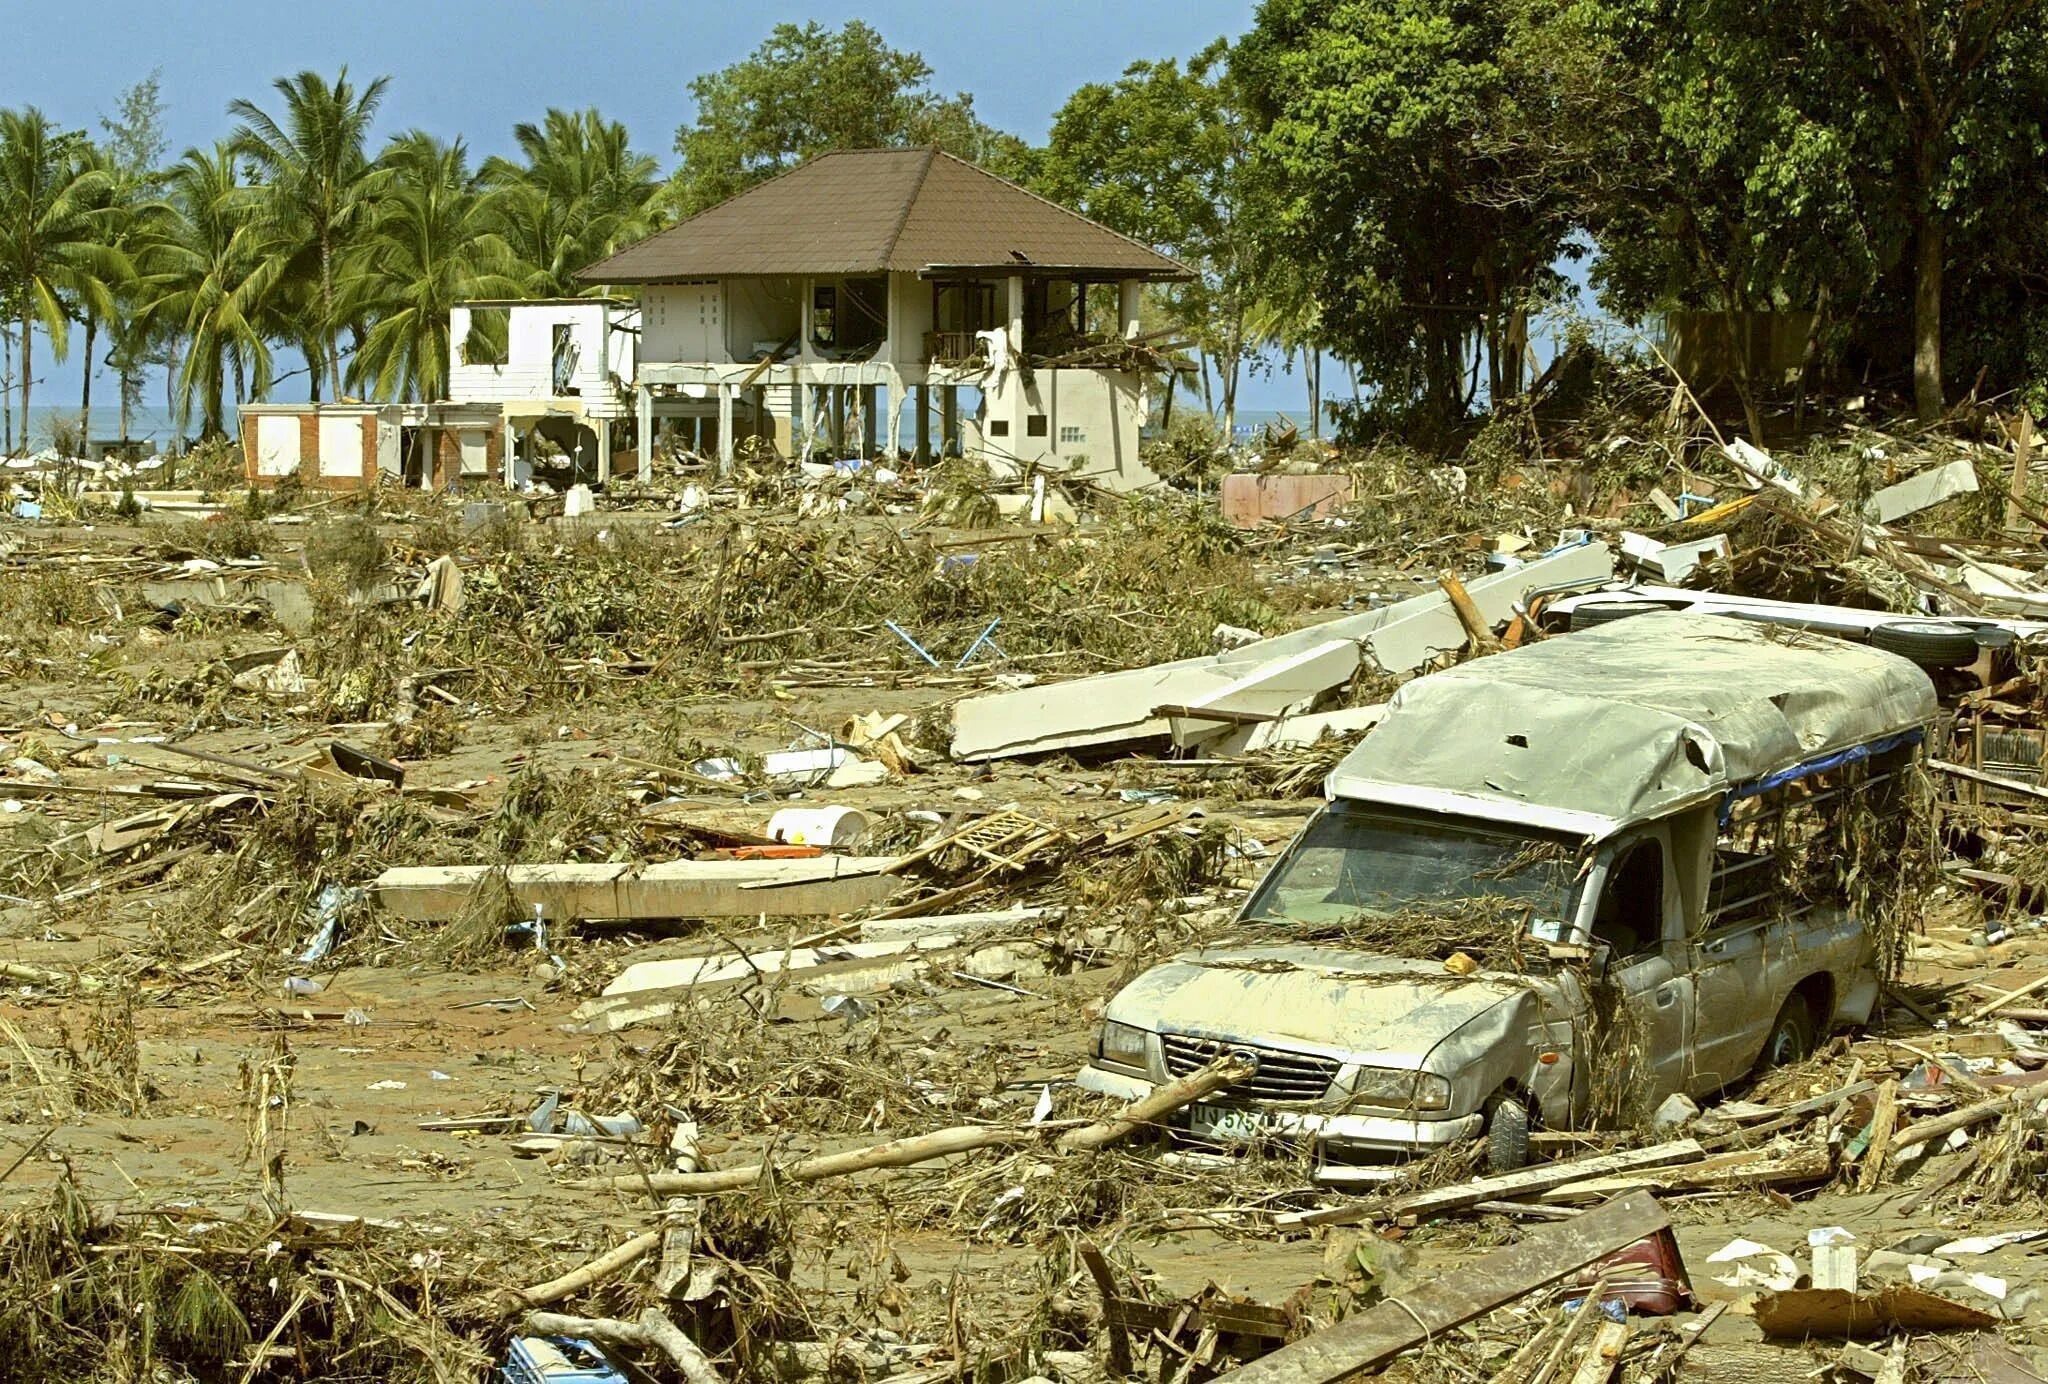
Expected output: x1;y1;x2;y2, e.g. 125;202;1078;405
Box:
1;494;2045;1383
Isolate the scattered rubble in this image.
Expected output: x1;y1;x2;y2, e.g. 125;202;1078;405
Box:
5;390;2048;1382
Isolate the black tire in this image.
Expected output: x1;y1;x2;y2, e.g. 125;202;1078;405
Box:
1570;600;1674;632
1759;996;1818;1071
1485;1095;1531;1173
1869;620;1980;670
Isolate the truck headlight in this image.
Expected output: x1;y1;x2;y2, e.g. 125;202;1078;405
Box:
1347;1067;1451;1112
1096;1021;1151;1068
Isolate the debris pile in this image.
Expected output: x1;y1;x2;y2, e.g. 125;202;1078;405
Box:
8;378;2048;1382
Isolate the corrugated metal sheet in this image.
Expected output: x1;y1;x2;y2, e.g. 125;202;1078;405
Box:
579;148;1190;284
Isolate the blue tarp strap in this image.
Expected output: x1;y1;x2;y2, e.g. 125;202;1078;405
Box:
1717;729;1924;827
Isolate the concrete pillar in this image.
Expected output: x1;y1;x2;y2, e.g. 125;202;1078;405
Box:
1118;279;1142;340
830;387;847;455
792;377;808;458
863;384;879;457
913;382;929;460
636;383;652;478
940;386;958;456
1006;275;1026;360
717;383;735;470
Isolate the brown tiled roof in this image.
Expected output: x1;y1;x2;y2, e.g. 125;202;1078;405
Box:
578;148;1191;284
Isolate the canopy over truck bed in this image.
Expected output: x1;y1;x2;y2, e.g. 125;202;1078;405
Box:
1326;613;1938;839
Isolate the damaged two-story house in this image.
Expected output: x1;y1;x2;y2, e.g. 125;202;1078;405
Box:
577;146;1193;491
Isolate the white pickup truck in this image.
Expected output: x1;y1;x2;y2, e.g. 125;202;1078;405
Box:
1077;614;1936;1177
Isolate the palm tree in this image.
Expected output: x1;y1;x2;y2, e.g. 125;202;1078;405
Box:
136;144;278;437
344;132;520;403
0;108;123;448
482;108;661;296
228;69;388;402
64;139;147;435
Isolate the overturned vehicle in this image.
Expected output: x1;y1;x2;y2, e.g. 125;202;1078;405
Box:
1078;614;1937;1178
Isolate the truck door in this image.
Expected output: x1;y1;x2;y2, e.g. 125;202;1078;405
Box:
1587;836;1694;1105
1689;847;1777;1092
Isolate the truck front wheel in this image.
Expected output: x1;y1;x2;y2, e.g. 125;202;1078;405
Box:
1485;1095;1531;1173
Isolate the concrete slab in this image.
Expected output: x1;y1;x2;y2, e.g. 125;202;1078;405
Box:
1167;639;1361;747
948;542;1613;762
1864;459;1979;524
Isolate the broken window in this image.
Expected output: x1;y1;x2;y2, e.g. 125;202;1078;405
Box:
1026;414;1048;438
1242;805;1583;932
811;285;837;349
551;323;578;394
1591;840;1663;958
989;419;1010;438
1706;745;1916;932
462;307;508;366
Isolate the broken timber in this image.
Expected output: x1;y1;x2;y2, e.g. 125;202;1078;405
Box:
1211;1192;1669;1384
1276;1138;1703;1228
372;857;901;922
564;1054;1252;1194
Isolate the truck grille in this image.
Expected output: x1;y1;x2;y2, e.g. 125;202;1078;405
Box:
1161;1034;1340;1104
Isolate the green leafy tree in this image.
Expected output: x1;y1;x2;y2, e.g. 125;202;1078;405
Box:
1233;0;1583;430
229;68;389;402
345;133;521;402
669;21;1028;215
0;107;123;445
1037;44;1272;434
62;139;151;434
1842;0;2046;419
100;71;171;440
136;144;278;437
483;108;663;295
1586;0;2048;424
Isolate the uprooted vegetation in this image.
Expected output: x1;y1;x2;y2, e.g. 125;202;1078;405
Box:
262;499;1318;722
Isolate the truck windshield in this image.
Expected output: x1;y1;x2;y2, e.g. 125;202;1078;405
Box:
1243;806;1583;931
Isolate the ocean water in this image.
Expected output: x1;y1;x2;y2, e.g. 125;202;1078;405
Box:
12;405;197;450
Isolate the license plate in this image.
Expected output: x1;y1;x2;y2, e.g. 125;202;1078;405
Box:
1188;1103;1268;1144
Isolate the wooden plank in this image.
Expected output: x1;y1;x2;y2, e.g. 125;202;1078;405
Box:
1930;759;2048;806
1381;1139;1702;1225
1079;1244;1135;1375
2009;410;2034;533
1856;1079;1899;1193
1892;1093;2023;1158
1538;1145;1831;1203
1566;1319;1629;1384
1209;1193;1669;1384
1102;1298;1293;1340
1966;973;2048;1023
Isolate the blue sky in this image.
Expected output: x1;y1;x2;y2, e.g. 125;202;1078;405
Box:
7;0;1307;430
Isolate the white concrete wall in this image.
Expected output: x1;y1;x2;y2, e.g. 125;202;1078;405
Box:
887;272;932;368
317;414;364;478
642;283;729;365
977;368;1150;490
377;407;402;476
448;301;637;418
254;415;299;476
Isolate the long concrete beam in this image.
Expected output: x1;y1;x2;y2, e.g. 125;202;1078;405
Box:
373;857;902;923
950;542;1613;762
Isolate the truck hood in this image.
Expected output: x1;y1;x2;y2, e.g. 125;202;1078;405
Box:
1106;943;1537;1064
